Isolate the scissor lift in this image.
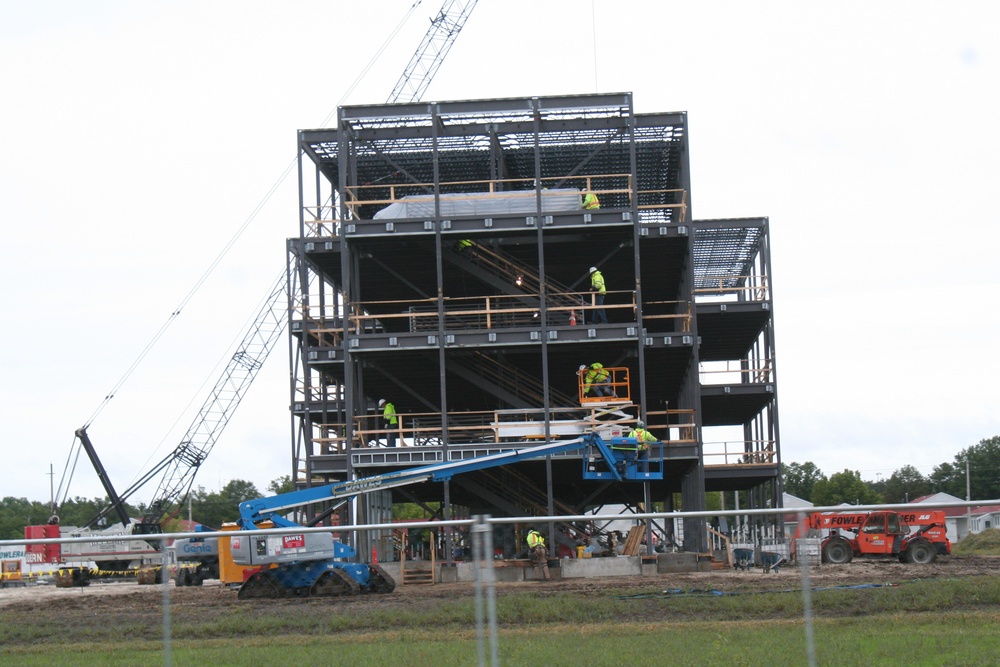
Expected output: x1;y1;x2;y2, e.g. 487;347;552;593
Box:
578;366;631;406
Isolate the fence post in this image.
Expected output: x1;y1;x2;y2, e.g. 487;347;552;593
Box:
472;515;498;667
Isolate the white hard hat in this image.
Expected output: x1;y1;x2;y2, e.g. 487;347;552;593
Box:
378;399;386;407
589;266;597;274
579;365;587;372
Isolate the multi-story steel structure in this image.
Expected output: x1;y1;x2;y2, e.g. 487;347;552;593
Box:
287;92;779;558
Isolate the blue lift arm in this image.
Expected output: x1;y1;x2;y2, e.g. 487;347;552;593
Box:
238;431;631;529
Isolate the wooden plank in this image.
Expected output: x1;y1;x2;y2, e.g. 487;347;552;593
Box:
622;526;645;556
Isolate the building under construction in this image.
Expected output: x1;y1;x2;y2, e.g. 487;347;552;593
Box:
288;92;779;558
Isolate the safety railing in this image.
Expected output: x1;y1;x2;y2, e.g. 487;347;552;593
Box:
301;204;340;237
298;173;688;236
577;366;630;405
321;406;703;452
293;293;689;338
350;290;637;333
699;358;774;385
351;406;637;449
341;174;632;220
293;371;346;404
694;274;770;302
703;439;778;466
309;422;349;455
643;408;698;445
640;299;693;333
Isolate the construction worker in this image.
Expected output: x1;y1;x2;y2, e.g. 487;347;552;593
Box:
582;189;600;210
579;363;614;398
526;528;551;580
588;266;608;324
627;420;658;473
378;399;398;447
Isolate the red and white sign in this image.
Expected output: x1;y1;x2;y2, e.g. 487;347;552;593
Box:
283;535;305;549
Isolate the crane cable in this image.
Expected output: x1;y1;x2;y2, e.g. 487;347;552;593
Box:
58;1;426;508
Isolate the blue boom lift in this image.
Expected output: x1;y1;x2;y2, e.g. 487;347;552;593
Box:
231;429;661;599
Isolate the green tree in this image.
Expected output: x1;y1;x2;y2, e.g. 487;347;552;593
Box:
933;436;1000;500
267;475;295;495
393;502;441;521
883;465;932;504
812;469;882;506
930;461;962;497
0;497;50;540
190;479;261;528
781;461;826;502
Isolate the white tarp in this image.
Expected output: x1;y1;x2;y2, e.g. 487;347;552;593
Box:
374;188;582;219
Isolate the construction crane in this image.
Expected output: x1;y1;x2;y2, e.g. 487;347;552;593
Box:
81;270;288;532
56;0;479;536
387;0;479;104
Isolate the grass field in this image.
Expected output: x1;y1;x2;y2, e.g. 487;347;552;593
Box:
2;570;999;666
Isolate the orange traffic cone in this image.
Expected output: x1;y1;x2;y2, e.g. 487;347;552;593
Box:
569;310;577;326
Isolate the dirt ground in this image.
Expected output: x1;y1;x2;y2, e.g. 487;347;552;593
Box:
1;555;996;617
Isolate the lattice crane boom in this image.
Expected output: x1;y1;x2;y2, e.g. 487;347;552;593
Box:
76;1;477;531
138;271;288;525
386;0;479;104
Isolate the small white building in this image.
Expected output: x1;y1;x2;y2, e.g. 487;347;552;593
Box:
965;505;1000;535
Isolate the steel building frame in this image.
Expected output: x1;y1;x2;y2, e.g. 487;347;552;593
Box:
286;93;780;557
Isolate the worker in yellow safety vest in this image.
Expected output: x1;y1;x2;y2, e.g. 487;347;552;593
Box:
526;529;551;580
579;363;614;398
582;190;600;210
627;420;658;473
378;399;398;447
588;266;608;324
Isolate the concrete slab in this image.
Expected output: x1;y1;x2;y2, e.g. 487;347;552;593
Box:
656;552;698;573
560;555;640;578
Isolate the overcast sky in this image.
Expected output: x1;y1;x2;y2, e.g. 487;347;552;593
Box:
2;1;998;506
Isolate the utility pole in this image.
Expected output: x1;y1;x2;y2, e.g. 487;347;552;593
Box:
966;457;972;538
48;463;55;516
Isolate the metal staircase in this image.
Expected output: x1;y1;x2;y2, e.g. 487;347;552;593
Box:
445;351;577;409
445;242;585;319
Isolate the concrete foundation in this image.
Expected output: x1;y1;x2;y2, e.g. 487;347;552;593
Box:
656;552;699;573
560;556;641;578
387;554;717;586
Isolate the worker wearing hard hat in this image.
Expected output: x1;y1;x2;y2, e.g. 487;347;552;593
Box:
582;189;600;210
579;363;614;398
588;266;608;324
627;420;658;473
378;399;398;448
526;528;551;580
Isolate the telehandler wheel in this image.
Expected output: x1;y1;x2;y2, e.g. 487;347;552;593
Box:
822;537;854;564
905;539;936;564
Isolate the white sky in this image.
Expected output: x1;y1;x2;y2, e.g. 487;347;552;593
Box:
1;1;998;505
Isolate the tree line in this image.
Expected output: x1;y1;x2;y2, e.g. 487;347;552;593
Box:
0;476;293;541
4;436;998;540
783;435;1000;506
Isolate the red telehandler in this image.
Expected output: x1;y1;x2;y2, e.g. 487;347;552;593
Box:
795;510;951;564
